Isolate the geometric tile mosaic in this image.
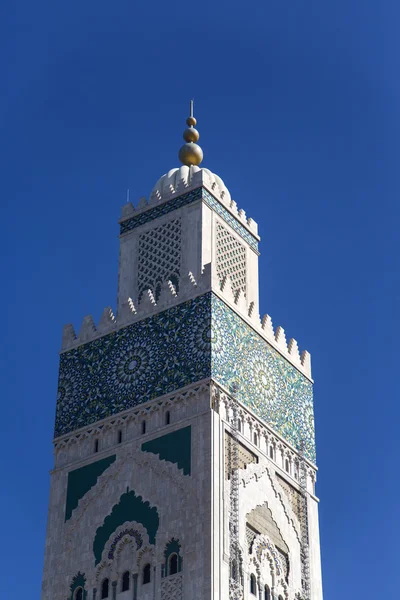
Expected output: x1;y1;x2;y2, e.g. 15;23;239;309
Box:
56;294;212;439
120;186;259;252
210;296;315;462
56;293;315;462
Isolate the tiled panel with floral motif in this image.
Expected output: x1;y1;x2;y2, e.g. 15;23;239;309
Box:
56;295;212;438
56;294;315;461
210;296;315;462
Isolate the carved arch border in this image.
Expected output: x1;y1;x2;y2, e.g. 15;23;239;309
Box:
65;445;191;553
92;521;151;587
239;458;301;544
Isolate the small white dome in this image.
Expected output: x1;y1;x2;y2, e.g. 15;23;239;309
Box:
151;165;231;204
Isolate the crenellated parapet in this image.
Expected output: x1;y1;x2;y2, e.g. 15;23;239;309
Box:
57;288;315;460
117;165;262;334
119;166;259;241
215;272;311;378
61;265;311;382
60;266;211;352
61;308;115;351
60;263;311;380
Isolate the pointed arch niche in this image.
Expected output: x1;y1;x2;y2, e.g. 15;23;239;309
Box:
162;538;183;577
69;572;87;600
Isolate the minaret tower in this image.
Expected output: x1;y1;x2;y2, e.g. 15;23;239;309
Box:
42;104;323;600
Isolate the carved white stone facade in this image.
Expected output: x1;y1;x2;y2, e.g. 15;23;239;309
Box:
161;574;183;600
42;157;323;600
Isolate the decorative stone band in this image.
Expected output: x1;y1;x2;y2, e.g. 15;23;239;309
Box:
214;384;317;476
53;382;208;448
56;293;315;462
119;186;259;252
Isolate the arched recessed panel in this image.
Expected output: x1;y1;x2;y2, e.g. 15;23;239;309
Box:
246;503;289;553
93;489;159;565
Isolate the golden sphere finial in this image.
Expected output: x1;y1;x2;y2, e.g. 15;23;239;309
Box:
179;100;203;166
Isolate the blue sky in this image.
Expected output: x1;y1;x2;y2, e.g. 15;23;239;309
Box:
1;1;398;598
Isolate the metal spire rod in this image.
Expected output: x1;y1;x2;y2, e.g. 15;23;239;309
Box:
179;99;203;166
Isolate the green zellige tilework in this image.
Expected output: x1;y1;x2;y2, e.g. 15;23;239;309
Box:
120;186;259;251
56;294;212;438
65;455;116;521
142;426;191;475
56;293;315;462
210;295;315;462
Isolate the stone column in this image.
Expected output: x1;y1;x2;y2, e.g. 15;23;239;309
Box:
132;574;138;600
112;580;117;600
